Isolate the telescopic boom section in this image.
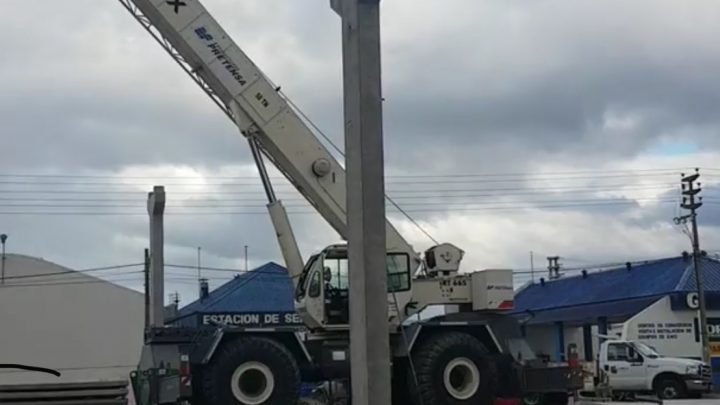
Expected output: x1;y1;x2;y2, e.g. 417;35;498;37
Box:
122;0;421;276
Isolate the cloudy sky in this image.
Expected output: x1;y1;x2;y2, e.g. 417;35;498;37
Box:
2;0;720;304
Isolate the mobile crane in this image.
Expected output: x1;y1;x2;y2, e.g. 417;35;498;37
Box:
121;1;582;404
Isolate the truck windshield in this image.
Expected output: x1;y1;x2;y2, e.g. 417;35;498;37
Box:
632;342;661;358
323;250;411;293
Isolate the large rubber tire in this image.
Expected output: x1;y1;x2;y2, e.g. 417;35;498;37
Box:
494;354;521;398
202;336;300;405
410;332;496;405
654;375;686;400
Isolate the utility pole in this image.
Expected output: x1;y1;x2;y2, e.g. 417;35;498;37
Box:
244;244;249;272
547;256;561;279
144;248;150;328
331;0;391;403
675;169;710;364
170;291;180;306
197;246;202;299
0;234;7;284
147;186;166;327
530;251;535;283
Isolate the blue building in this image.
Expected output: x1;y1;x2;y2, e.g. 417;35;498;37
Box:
169;262;303;328
512;254;720;386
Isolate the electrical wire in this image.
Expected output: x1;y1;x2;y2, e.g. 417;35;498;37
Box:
0;197;696;216
0;167;709;180
0;172;689;186
0;275;145;288
166;263;298;279
0;185;705;202
1;263;144;281
0;197;701;209
0;182;684;195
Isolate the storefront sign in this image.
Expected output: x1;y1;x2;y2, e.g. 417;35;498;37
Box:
635;321;694;341
693;317;720;341
671;291;720;311
691;317;720;357
200;312;304;327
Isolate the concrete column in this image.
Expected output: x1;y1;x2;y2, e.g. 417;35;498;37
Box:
332;0;390;404
583;324;593;361
147;186;166;327
598;316;608;339
556;321;566;362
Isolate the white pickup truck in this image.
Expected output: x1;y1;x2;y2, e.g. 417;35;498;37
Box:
598;339;712;399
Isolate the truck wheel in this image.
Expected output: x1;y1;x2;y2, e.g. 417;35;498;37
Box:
202;336;300;405
410;332;496;405
654;375;686;399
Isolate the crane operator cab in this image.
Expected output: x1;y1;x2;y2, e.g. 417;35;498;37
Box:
294;244;412;330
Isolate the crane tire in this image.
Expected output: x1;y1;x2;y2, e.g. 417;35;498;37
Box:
202;336;300;405
409;331;496;405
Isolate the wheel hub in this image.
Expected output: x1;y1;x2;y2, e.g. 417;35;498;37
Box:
523;393;541;405
230;361;275;404
443;357;480;400
663;386;677;398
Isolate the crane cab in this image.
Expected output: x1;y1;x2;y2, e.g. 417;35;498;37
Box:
294;245;412;330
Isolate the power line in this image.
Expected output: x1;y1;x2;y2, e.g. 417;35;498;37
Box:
0;275;145;288
0;196;703;209
0;187;698;202
0;199;689;216
0;167;707;180
2;186;712;204
0;182;683;195
1;263;144;281
0;172;690;186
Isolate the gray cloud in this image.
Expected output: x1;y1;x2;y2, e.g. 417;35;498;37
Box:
1;0;720;303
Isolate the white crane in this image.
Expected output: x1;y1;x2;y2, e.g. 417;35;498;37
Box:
118;2;564;405
118;0;487;329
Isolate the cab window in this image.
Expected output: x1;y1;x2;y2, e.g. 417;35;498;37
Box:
607;343;630;361
295;254;319;300
308;271;322;298
324;256;349;291
387;254;411;292
322;252;411;293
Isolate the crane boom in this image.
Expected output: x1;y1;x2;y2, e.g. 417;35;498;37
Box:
120;0;420;274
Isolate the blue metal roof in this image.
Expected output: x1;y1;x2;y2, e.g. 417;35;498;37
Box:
520;296;662;325
676;257;720;291
513;256;720;325
173;262;294;321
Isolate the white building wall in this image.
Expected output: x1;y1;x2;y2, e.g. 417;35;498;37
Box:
525;325;557;359
0;255;144;385
528;323;624;362
620;295;720;359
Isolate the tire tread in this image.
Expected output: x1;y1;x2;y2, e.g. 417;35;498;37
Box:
202;336;300;405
